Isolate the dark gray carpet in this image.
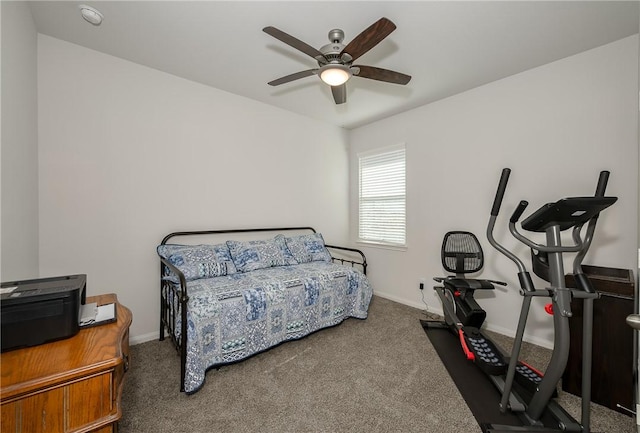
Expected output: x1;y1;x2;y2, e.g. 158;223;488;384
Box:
119;296;634;432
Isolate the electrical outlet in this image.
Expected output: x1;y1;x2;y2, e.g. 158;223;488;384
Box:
419;277;426;290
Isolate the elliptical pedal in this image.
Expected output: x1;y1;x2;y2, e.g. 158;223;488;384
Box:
462;327;508;376
514;362;558;398
515;362;543;393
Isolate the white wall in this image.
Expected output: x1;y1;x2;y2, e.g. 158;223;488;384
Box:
349;36;639;348
12;26;639;348
1;1;39;281
37;35;350;342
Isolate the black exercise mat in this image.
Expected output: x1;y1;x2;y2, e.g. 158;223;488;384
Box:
423;322;583;432
422;321;524;432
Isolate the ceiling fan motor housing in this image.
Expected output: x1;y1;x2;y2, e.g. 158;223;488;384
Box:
319;29;353;65
320;43;346;64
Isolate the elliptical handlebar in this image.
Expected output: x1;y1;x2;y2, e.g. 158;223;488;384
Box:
490;168;511;217
486;168;528;274
510;200;529;224
572;170;610;276
595;170;610;197
509;224;585;253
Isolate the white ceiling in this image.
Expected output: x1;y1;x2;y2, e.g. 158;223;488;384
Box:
28;1;639;129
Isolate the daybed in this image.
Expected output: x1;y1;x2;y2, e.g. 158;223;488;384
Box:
157;227;372;393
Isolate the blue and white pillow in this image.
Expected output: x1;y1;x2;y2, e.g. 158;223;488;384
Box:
285;233;332;263
157;243;237;282
227;235;297;272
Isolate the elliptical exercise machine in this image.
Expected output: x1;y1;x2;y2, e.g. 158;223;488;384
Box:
427;168;617;432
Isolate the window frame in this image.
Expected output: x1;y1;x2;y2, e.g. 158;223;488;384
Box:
356;143;407;249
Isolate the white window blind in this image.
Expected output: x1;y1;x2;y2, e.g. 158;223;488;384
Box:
358;145;406;246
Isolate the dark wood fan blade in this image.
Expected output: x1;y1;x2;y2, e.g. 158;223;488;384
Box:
331;84;347;104
268;69;317;86
353;65;411;85
341;18;396;62
263;26;325;61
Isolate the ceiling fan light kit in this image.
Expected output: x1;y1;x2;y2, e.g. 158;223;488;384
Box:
319;64;352;86
263;17;411;104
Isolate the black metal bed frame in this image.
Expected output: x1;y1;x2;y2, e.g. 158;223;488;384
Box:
158;226;368;392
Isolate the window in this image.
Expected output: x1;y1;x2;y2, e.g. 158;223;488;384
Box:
358;145;406;247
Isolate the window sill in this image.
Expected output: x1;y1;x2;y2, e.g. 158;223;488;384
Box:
356;241;408;252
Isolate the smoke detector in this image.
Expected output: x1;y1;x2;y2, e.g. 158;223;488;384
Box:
79;5;103;26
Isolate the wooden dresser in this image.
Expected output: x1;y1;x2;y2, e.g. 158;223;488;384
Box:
1;294;132;433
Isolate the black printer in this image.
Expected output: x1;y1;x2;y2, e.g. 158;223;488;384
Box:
1;274;86;352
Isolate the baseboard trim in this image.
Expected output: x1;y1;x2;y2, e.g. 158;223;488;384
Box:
373;290;553;350
373;290;430;312
130;331;159;346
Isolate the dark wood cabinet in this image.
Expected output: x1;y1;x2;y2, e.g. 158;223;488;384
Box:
562;266;634;416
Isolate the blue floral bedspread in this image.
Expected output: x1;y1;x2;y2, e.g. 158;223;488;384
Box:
176;261;372;393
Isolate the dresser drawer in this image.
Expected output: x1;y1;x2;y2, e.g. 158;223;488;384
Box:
1;371;115;433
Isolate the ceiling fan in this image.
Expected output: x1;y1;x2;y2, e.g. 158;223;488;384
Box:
263;17;411;105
